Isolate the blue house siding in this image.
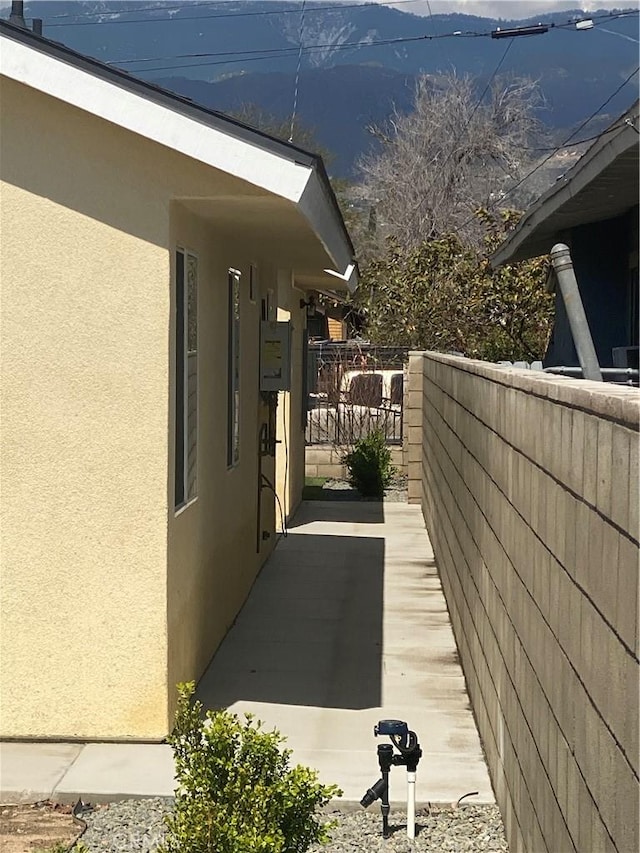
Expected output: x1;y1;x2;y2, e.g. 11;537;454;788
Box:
544;207;639;368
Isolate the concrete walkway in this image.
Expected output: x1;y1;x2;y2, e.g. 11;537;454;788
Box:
0;501;494;806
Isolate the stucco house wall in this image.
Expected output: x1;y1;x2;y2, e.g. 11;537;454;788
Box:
165;207;281;719
0;75;175;739
0;22;356;740
276;275;307;522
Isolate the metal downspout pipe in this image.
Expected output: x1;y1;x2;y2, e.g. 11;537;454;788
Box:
550;243;603;382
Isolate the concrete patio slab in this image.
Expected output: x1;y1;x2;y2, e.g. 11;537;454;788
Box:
0;501;495;808
0;742;83;803
53;744;175;803
195;501;495;806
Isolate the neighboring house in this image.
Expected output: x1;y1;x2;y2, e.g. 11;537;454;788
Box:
0;20;357;740
305;295;363;342
492;102;639;371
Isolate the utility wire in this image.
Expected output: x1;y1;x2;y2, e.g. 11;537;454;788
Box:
497;64;639;205
555;10;640;31
39;5;639;30
110;29;488;65
450;66;639;238
520;121;632;151
424;0;451;70
465;37;514;127
289;0;307;142
44;0;228;18
110;30;489;72
101;9;639;73
401;35;515;225
40;0;431;26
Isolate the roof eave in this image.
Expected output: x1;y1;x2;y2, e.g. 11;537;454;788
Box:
491;102;639;268
0;20;357;280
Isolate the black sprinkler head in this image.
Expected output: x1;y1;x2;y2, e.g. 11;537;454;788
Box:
374;719;409;738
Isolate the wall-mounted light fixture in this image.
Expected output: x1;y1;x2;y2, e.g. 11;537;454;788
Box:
300;296;325;317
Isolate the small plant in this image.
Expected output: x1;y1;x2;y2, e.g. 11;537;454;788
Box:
342;429;396;498
160;683;341;853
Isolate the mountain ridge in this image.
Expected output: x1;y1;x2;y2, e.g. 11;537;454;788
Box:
8;2;639;175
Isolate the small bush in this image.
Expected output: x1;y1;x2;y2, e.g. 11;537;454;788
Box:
342;429;395;498
160;683;341;853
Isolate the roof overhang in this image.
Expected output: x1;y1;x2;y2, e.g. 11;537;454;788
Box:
0;21;358;293
491;102;639;268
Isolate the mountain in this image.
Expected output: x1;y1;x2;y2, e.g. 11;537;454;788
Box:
9;2;640;175
155;65;417;175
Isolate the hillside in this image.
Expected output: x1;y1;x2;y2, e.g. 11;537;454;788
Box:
8;2;640;175
155;65;417;176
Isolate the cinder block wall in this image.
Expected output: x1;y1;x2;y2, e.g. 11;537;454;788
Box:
305;446;404;481
406;352;639;853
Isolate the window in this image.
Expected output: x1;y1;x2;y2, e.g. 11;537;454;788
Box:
175;249;198;509
227;269;241;467
249;263;258;303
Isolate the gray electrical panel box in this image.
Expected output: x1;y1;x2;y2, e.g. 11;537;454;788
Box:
260;321;292;391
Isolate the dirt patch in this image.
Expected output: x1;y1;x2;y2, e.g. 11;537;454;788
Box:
0;802;83;853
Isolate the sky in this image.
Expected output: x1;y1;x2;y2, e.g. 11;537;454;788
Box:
6;0;639;20
383;0;639;17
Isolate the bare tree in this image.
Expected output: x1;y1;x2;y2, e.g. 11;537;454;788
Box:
358;72;549;251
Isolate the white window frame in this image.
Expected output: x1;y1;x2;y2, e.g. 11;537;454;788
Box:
175;247;198;511
227;268;242;469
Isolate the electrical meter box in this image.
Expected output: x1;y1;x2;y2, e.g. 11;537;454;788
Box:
260;321;291;391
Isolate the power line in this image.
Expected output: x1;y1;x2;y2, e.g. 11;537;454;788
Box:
466;37;514;125
108;28;491;71
38;4;639;31
43;0;226;19
424;0;450;69
406;35;516;218
96;7;638;73
289;0;307;143
40;0;431;27
497;64;639;205
450;66;639;238
556;10;640;31
521;122;631;151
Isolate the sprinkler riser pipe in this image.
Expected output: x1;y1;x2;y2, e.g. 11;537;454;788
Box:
407;770;416;840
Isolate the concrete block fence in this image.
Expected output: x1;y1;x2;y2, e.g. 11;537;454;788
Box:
305;445;404;481
406;352;639;853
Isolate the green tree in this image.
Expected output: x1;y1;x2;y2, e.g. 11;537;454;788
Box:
357;210;553;362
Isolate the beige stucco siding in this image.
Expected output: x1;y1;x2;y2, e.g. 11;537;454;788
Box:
1;73;317;738
276;282;306;521
165;207;279;718
0;78;171;739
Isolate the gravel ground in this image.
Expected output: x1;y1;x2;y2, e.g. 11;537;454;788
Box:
77;799;170;852
310;806;509;852
322;475;409;503
76;800;508;852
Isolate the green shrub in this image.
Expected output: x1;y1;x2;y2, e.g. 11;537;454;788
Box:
160;683;341;853
342;429;395;498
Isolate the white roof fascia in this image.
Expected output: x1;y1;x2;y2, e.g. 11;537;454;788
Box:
298;171;358;291
0;33;311;203
491;113;639;268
